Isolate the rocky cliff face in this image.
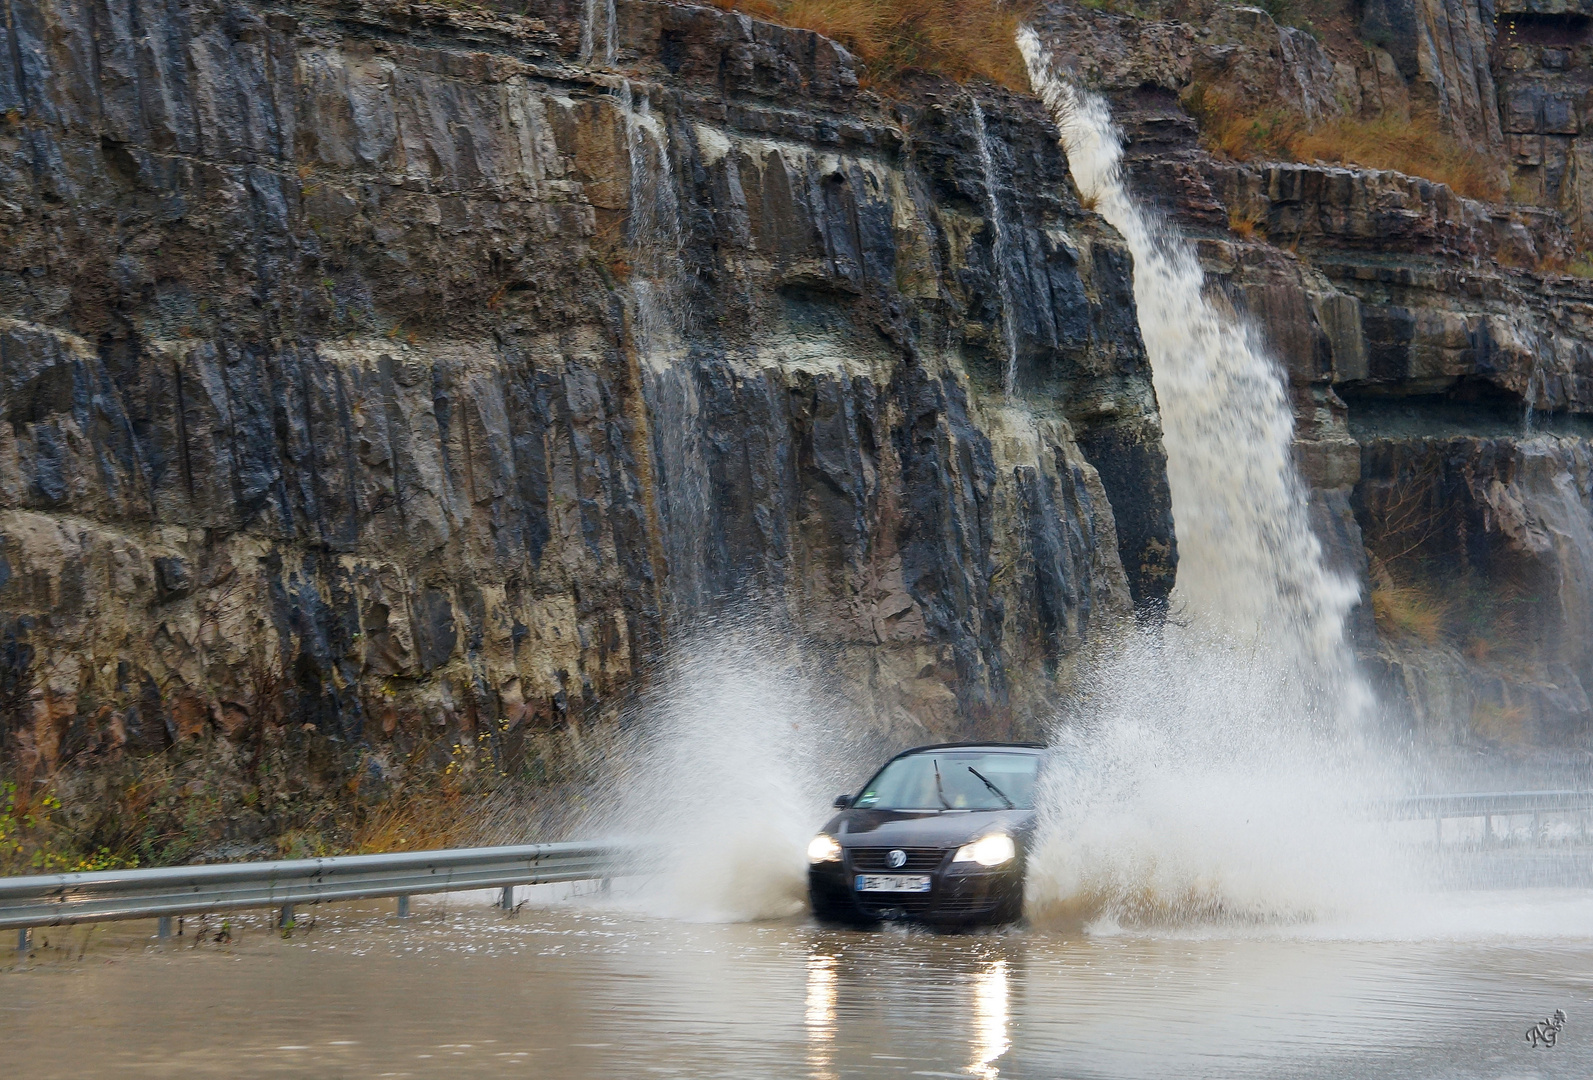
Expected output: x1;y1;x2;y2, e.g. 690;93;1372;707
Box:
7;0;1592;845
1031;2;1593;753
0;0;1174;795
1496;3;1593;234
1362;0;1503;148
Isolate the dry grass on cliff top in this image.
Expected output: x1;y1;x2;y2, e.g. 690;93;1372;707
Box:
1184;85;1506;203
709;0;1032;89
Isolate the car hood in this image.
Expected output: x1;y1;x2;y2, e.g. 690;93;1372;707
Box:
823;808;1036;849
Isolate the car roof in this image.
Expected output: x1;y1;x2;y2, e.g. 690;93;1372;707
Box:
897;741;1046;754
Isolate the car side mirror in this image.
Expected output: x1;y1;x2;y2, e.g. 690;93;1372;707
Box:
833;794;853;809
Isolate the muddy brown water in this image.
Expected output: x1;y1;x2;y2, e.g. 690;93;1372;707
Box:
6;890;1593;1079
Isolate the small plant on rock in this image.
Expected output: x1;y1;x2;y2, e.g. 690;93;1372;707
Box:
1227;206;1268;240
1369;581;1448;644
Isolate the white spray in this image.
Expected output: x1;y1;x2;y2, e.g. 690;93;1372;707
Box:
587;624;879;923
1017;28;1402;929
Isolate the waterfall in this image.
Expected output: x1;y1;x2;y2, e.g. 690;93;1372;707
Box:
580;0;617;66
1522;325;1549;433
619;80;685;354
970;97;1023;397
617;81;712;609
1018;28;1360;691
1015;28;1404;929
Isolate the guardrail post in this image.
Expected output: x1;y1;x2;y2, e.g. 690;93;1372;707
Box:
1435;816;1442;848
278;903;294;930
499;886;514;911
1533;810;1542;844
396;895;410;918
15;927;28;953
157;916;172;941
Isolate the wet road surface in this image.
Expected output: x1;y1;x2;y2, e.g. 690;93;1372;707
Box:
6;889;1593;1079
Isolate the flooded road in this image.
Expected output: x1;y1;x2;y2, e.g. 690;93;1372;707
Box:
7;889;1593;1079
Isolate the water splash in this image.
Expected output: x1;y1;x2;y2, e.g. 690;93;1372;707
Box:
970;97;1023;398
585;620;881;923
1022;630;1407;931
1016;28;1399;929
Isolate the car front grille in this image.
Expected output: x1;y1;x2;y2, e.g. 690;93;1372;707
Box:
931;893;1002;917
856;893;937;917
848;847;947;873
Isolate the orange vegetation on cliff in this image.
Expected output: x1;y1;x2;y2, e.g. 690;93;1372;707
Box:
1184;84;1505;202
708;0;1032;89
1293;112;1505;202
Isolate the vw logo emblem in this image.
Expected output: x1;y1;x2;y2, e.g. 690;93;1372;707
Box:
886;849;908;869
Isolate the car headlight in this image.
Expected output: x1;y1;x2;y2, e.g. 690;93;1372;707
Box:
952;833;1015;867
807;834;842;863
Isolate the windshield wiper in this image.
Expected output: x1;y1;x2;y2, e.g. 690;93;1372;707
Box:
967;766;1013;809
932;758;952;810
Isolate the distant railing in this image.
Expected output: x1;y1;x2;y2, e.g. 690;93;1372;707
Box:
1386;790;1593;820
3;840;635;951
1383;790;1593;847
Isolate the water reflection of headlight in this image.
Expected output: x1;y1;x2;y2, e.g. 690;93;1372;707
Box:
805;953;837;1029
970;959;1010;1079
806;953;838;1080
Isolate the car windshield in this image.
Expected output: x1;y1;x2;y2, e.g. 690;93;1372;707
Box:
851;751;1041;811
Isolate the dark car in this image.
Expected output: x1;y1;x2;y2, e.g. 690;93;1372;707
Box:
807;742;1045;927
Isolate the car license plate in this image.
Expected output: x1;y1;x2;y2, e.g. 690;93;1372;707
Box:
855;874;932;893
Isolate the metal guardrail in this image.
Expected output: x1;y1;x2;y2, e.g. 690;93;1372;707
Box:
3;840;634;949
1383;791;1593;849
1385;791;1593;821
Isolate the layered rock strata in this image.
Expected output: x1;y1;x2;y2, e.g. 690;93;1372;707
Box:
0;0;1174;786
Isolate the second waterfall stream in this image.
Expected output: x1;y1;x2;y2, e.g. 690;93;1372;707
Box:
1014;28;1408;930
